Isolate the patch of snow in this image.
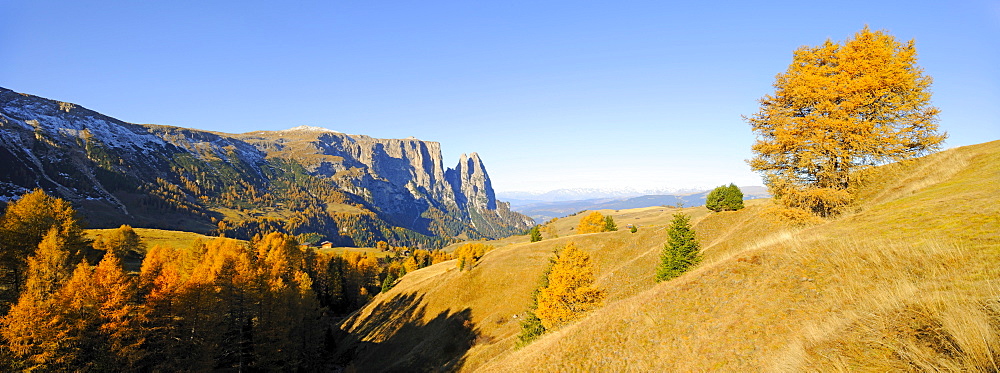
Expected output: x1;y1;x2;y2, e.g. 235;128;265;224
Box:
282;125;341;133
1;99;167;153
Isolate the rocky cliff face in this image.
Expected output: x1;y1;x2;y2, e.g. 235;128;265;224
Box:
0;87;532;245
236;127;532;239
447;153;496;211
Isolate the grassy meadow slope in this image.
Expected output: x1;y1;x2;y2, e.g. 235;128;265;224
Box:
336;203;711;370
337;140;1000;372
85;227;214;250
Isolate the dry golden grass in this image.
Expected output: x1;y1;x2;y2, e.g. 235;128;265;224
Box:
339;140;1000;372
85;227;214;250
540;205;712;238
318;246;392;258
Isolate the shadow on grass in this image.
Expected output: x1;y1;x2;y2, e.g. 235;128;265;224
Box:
334;292;478;372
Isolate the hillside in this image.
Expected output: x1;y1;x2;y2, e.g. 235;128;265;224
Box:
0;88;532;247
335;140;1000;371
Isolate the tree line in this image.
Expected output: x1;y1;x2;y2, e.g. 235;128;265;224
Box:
0;189;454;370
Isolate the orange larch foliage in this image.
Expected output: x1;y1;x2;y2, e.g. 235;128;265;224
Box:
535;242;605;330
0;189;88;308
454;242;492;271
576;211;606;234
746;26;945;216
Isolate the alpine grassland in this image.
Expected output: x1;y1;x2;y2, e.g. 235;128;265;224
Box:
86;227;212;250
336;140;1000;371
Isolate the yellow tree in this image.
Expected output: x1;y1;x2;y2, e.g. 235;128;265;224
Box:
92;225;145;259
431;250;452;264
746;27;945;216
402;256;419;273
576;211;605;234
40;255;142;371
454;242;491;271
38;262;97;370
90;251;145;369
19;228;74;299
251;233;321;370
1;228;75;369
138;244;215;371
0;189;88;307
1;252;138;371
535;242;605;329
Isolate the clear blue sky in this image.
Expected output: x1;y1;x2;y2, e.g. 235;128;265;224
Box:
3;1;998;192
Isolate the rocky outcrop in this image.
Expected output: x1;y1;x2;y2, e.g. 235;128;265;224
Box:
236;128;533;239
447;153;496;211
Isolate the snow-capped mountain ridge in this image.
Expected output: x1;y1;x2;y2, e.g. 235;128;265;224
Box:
497;187;710;203
280;125;341;133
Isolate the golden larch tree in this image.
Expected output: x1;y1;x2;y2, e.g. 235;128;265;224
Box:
92;225;144;259
1;228;75;368
454;242;492;271
43;255;143;371
536;242;605;329
0;190;88;308
576;211;606;234
746;26;945;216
91;251;145;369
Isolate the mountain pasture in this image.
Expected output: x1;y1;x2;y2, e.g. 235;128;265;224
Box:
338;140;1000;371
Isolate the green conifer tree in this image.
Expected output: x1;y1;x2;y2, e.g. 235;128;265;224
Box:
603;216;618;232
381;271;397;293
517;255;555;347
705;186;726;212
706;184;745;212
724;184;745;211
656;213;700;282
529;226;543;242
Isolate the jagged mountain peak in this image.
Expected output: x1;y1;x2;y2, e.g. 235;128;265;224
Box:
447;151;497;212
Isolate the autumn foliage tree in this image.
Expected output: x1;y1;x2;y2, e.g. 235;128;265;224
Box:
576;212;605;234
535;242;604;329
92;225;145;259
455;242;492;271
578;211;617;234
2;232;144;371
746;27;945;216
0;189;89;309
517;257;555;347
2;228;76;369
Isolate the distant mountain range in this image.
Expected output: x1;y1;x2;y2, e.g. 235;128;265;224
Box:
0;87;532;247
502;186;770;223
498;187;708;205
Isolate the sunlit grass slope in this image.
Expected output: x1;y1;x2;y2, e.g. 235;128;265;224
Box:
85;227;214;250
337;203;714;370
338;140;1000;372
